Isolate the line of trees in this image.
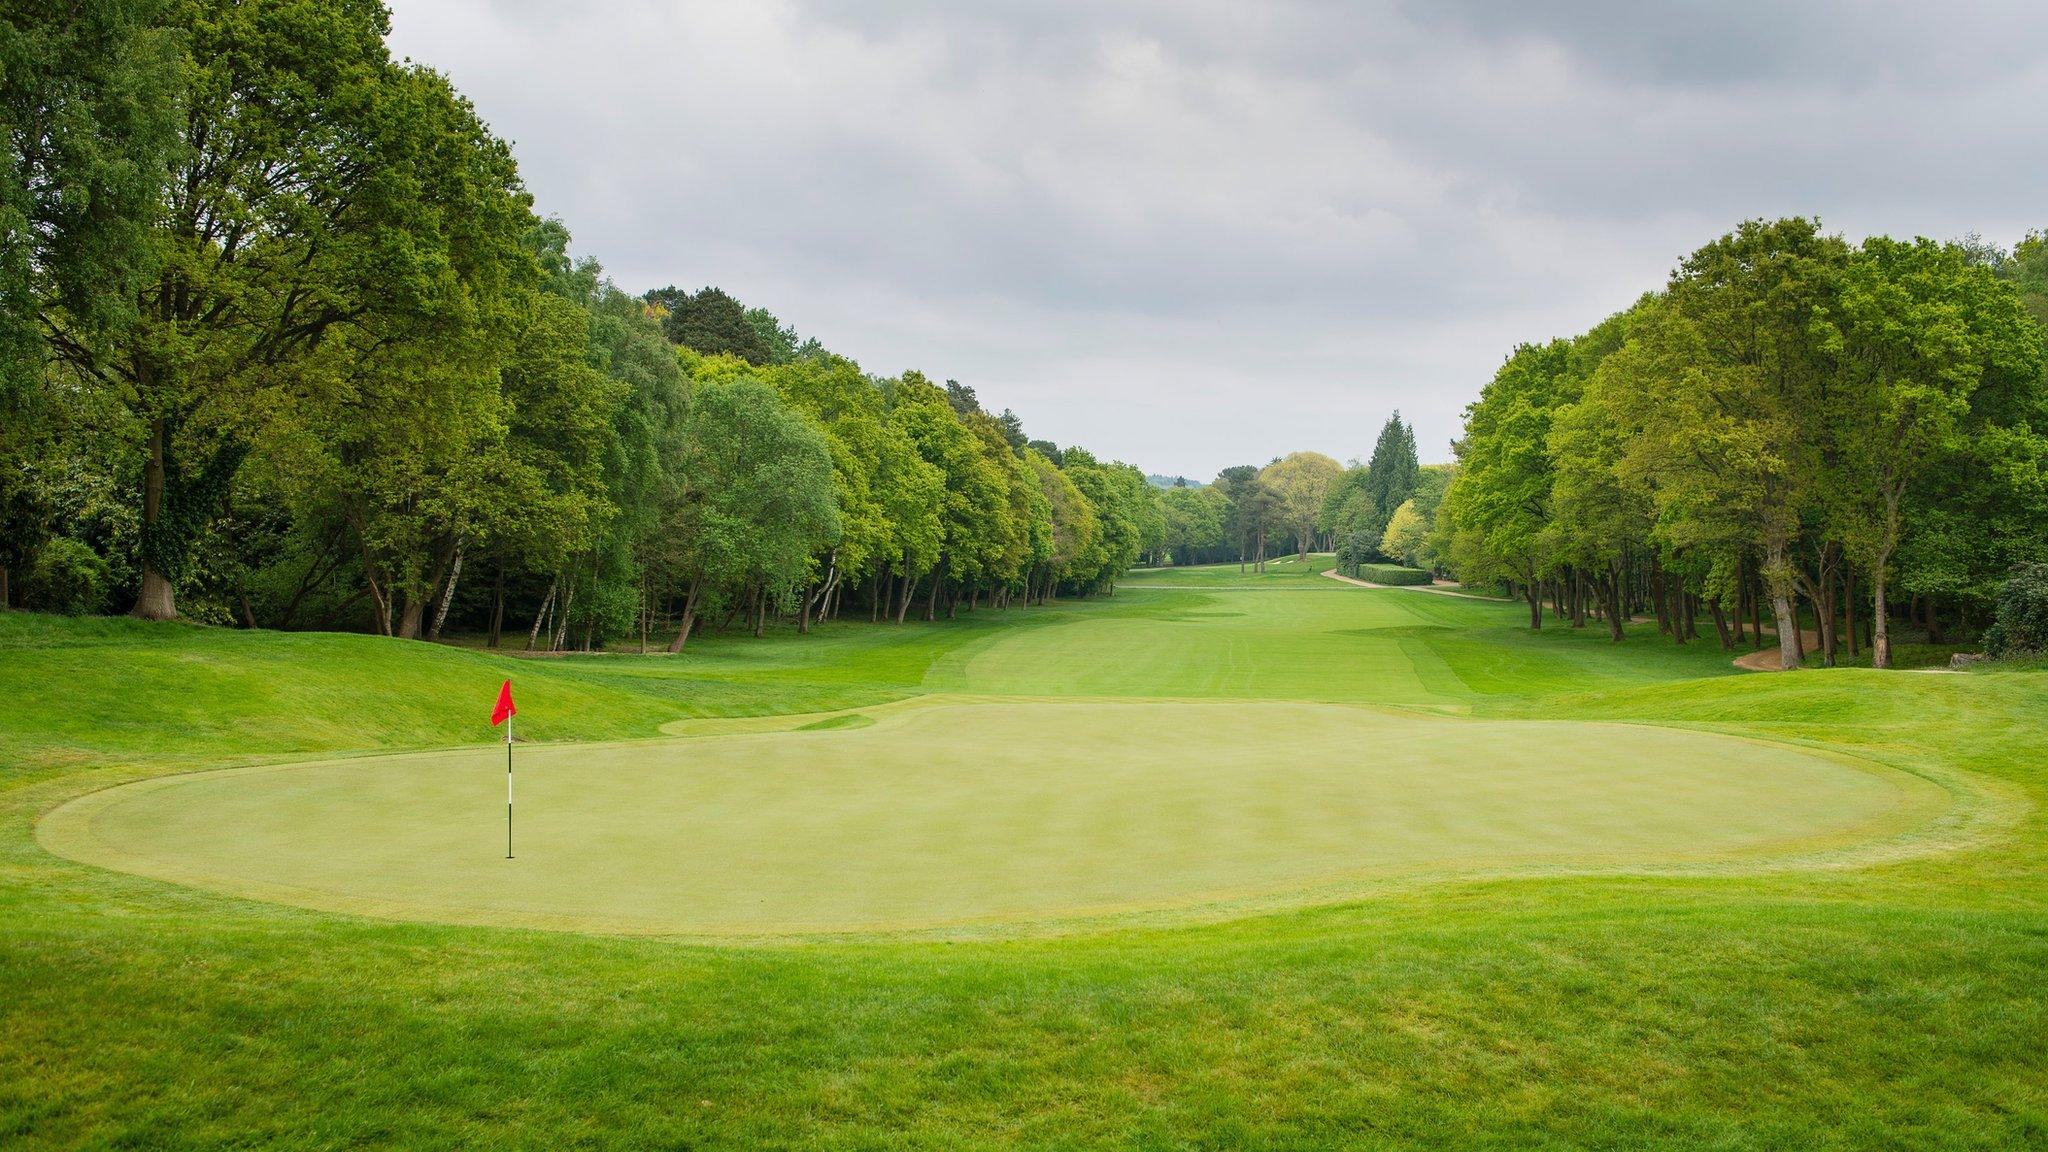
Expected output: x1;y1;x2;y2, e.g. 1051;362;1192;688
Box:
0;0;1171;647
1149;412;1453;576
1433;218;2048;668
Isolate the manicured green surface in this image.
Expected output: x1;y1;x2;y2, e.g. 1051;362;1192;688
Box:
4;576;2047;1148
40;699;1938;935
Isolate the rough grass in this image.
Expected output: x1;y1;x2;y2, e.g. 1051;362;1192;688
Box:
3;574;2047;1149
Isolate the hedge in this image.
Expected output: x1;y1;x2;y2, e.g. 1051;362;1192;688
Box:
1354;563;1433;586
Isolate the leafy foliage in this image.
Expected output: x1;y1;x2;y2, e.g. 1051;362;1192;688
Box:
1984;563;2048;657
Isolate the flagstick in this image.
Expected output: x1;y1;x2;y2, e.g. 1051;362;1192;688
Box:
505;712;514;859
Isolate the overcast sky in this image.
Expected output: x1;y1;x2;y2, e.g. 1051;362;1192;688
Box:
385;1;2048;478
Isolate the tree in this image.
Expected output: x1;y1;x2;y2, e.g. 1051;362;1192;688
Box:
743;305;800;365
0;0;182;400
663;379;838;650
646;286;771;363
1360;412;1421;544
1604;219;1848;667
1380;500;1427;567
1060;448;1154;594
1825;236;2043;667
1026;447;1098;600
888;371;1005;619
46;0;536;622
1214;464;1272;571
1547;306;1660;641
1162;484;1229;565
1440;340;1575;627
1260;451;1342;560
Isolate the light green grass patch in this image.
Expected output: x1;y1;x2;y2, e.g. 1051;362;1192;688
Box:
39;698;1947;936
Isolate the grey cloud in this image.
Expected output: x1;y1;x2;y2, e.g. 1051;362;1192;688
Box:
388;0;2048;477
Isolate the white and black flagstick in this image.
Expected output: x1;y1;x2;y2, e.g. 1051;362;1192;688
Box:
505;711;514;859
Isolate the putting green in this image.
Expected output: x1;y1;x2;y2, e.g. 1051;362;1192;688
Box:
41;698;1945;936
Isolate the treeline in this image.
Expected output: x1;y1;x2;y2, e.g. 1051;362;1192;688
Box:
0;1;1172;647
1434;218;2048;668
1152;413;1451;576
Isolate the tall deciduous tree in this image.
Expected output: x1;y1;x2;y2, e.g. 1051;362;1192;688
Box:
1825;236;2043;667
1260;451;1342;561
2;0;181;610
52;0;535;621
1440;340;1575;627
663;379;838;650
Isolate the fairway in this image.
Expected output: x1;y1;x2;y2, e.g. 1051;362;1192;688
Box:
41;696;1943;935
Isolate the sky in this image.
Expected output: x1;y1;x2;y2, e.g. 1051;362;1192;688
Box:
384;1;2048;479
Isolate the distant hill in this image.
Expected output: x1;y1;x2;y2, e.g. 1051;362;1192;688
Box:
1146;474;1204;489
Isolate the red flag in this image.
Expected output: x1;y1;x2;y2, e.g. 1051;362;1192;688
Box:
491;679;516;727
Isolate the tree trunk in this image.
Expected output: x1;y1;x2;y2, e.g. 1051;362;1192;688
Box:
1844;559;1858;658
238;592;257;630
426;544;463;642
1766;540;1801;670
1709;599;1732;650
488;561;505;648
1524;582;1542;630
527;578;557;651
365;570;392;637
0;564;10;609
397;596;426;640
1603;566;1625;642
553;582;574;652
924;568;941;621
1750;569;1763;650
1649;559;1669;635
896;566;916;624
669;577;702;653
1924;593;1942;643
132;417;177;620
1872;561;1892;669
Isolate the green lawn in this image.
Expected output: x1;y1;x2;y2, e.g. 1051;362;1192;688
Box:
4;575;2046;1148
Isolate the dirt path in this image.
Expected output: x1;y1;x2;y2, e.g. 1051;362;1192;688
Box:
1733;631;1823;671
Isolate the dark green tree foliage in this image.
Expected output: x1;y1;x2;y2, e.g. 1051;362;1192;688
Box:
994;409;1027;452
1360;411;1420;543
646;285;771;363
0;0;182;396
1436;217;2047;664
1984;563;2048;657
744;305;800;364
1213;464;1268;568
41;0;538;622
0;0;182;607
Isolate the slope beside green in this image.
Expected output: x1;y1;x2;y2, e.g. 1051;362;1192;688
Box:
3;574;2046;1149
